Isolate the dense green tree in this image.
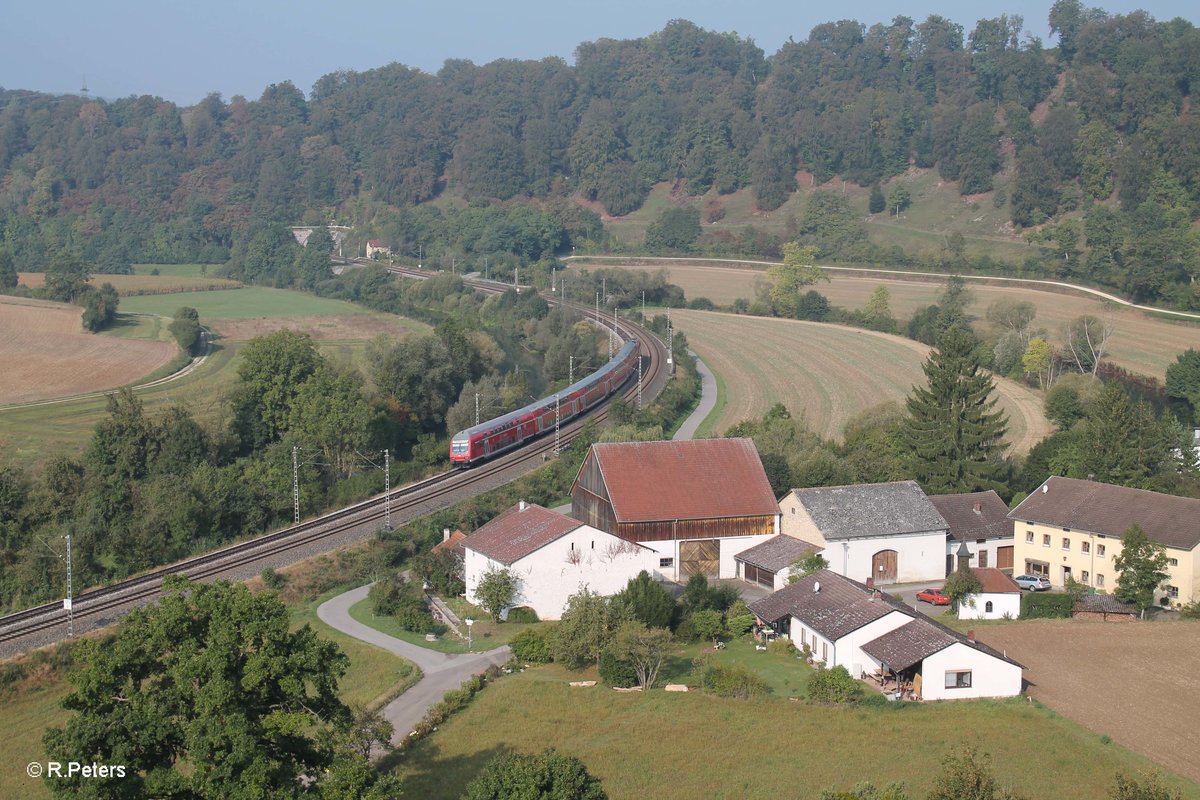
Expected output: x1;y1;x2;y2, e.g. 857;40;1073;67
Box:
368;333;458;431
463;749;608;800
0;248;16;289
1110;772;1184;800
296;226;335;290
609;621;671;689
1072;383;1169;488
644;205;702;252
928;746;1026;800
288;366;379;476
80;282;119;331
1165;349;1200;422
904;324;1009;493
43;251;91;303
1113;525;1170;616
43;578;352;799
168;306;202;352
611;570;675;629
230;330;322;450
475;565;520;622
553;587;625;668
766;242;825;317
869;183;887;214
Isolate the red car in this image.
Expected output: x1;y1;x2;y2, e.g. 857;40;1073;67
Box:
916;588;951;605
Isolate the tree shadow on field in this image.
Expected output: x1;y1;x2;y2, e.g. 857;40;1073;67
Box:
381;741;510;798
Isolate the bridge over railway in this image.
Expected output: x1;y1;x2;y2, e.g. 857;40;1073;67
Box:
0;273;672;658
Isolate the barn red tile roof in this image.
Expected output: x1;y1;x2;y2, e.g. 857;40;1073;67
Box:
432;529;466;557
586;438;778;522
462;503;582;565
1009;476;1200;551
970;567;1020;594
930;490;1012;542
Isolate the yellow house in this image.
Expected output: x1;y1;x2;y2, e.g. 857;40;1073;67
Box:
1009;477;1200;606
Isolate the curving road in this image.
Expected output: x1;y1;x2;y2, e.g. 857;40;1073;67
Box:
317;585;511;746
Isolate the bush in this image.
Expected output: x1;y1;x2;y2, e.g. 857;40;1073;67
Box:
693;658;769;699
673;617;698;643
807;665;861;704
1021;591;1074;619
1180;600;1200;620
688;297;715;310
726;600;755;637
506;606;539;624
767;638;796;656
598;651;638;688
510;629;553;663
260;567;286;590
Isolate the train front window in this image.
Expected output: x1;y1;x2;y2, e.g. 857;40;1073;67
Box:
451;441;469;454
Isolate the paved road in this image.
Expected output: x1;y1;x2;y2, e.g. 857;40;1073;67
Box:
318;585;511;746
672;349;717;441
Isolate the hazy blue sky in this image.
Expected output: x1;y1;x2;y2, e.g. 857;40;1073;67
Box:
3;1;1195;106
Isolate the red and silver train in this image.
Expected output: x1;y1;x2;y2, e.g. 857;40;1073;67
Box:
449;339;639;465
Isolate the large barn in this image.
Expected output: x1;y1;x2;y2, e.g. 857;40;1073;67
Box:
570;438;780;580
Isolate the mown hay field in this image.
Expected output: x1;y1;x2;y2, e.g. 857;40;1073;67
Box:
392;664;1200;800
670;310;1050;453
587;261;1200;380
18;271;242;295
0;296;176;405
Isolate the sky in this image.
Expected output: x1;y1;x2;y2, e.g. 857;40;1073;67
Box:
2;0;1196;106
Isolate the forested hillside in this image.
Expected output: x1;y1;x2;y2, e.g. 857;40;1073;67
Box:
1;2;1197;303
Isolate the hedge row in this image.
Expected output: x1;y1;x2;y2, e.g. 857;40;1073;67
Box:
1020;591;1074;619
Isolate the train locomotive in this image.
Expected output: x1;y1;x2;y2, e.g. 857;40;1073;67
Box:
449;339;639;465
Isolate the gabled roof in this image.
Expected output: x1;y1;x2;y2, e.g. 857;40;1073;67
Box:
735;535;820;573
971;567;1020;594
463;503;582;565
930;490;1012;542
432;530;466;558
1073;594;1138;615
747;570;911;640
584;438;778;522
789;481;947;540
861;617;1023;672
1009;476;1200;551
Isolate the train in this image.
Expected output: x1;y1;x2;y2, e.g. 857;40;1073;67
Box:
449;339;640;465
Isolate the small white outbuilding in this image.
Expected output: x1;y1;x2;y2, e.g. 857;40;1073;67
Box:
958;568;1022;621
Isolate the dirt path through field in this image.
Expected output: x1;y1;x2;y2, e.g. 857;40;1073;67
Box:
980;620;1200;784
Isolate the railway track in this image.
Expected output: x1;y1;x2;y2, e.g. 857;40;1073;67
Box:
0;276;670;657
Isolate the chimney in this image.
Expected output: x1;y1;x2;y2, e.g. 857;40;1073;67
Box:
865;577;875;590
967;630;976;643
443;528;451;542
973;501;982;514
519;500;527;512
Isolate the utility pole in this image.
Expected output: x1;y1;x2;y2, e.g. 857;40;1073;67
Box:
642;290;645;319
418;244;422;268
595;291;600;324
484;256;488;281
475;392;480;426
514;266;519;293
637;354;643;410
555;394;561;452
292;445;300;525
667;306;673;367
64;534;73;638
609;305;615;361
569;355;574;385
602;276;606;304
552;267;556;292
383;449;391;529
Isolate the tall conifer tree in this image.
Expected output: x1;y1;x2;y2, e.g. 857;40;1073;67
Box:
905;324;1009;492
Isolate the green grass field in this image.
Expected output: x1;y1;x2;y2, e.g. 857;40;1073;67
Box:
117;287;373;319
349;597;551;655
393;664;1200;800
131;263;218;277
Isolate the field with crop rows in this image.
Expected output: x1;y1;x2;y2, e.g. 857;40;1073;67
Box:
670;309;1050;453
588;261;1200;380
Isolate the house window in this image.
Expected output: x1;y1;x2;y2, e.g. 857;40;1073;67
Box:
1168;558;1179;567
569;542;574;550
1081;541;1090;554
1098;544;1106;558
791;507;795;514
1062;537;1071;551
1081;570;1090;584
1026;561;1049;577
1097;574;1105;587
985;601;994;613
1167;586;1179;599
822;642;828;661
659;557;673;569
1042;534;1051;547
944;671;973;689
1026;531;1034;543
591;540;595;549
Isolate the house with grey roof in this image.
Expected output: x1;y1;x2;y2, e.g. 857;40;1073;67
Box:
779;481;949;585
463;501;660;620
930;490;1015;576
734;535;820;591
749;570;1023;700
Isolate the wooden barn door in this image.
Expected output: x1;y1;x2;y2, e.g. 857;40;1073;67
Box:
680;540;720;578
872;549;898;583
996;546;1014;573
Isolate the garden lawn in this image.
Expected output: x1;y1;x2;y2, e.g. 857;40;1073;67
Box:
393;666;1200;800
348;596;551;655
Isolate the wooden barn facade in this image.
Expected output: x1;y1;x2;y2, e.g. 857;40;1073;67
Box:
570;439;781;580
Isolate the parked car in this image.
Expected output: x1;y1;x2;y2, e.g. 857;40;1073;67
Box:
1014;574;1051;591
916;588;951;605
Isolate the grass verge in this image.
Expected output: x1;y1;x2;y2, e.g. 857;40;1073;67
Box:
348;596;551;655
694;358;728;438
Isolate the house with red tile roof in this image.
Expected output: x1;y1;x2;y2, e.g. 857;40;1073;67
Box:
462;501;660;620
570;438;781;581
958;567;1021;620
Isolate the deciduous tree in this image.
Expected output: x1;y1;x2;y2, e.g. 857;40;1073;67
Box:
610;621;671;689
1113;525;1170;617
476;565;520;622
463;749;608;800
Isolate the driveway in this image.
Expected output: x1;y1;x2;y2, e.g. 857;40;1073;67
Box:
318;584;511;746
887;580;956;620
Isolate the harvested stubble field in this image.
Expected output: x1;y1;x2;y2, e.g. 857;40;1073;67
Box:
671;309;1050;453
589;261;1200;379
18;271;242;295
393;664;1200;800
0;297;176;404
978;619;1200;785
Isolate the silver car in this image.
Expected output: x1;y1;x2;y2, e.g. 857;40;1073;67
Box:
1014;574;1051;591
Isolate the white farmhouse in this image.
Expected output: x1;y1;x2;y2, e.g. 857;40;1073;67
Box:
779;481;948;585
958;568;1022;621
463;501;661;620
749;570;1023;700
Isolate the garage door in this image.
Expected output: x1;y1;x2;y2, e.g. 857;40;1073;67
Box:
872;549;898;583
743;563;775;589
680;540;720;578
996;546;1014;572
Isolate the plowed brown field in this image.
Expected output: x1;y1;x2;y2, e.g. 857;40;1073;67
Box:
979;619;1200;784
593;262;1200;379
0;297;176;404
672;309;1050;453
